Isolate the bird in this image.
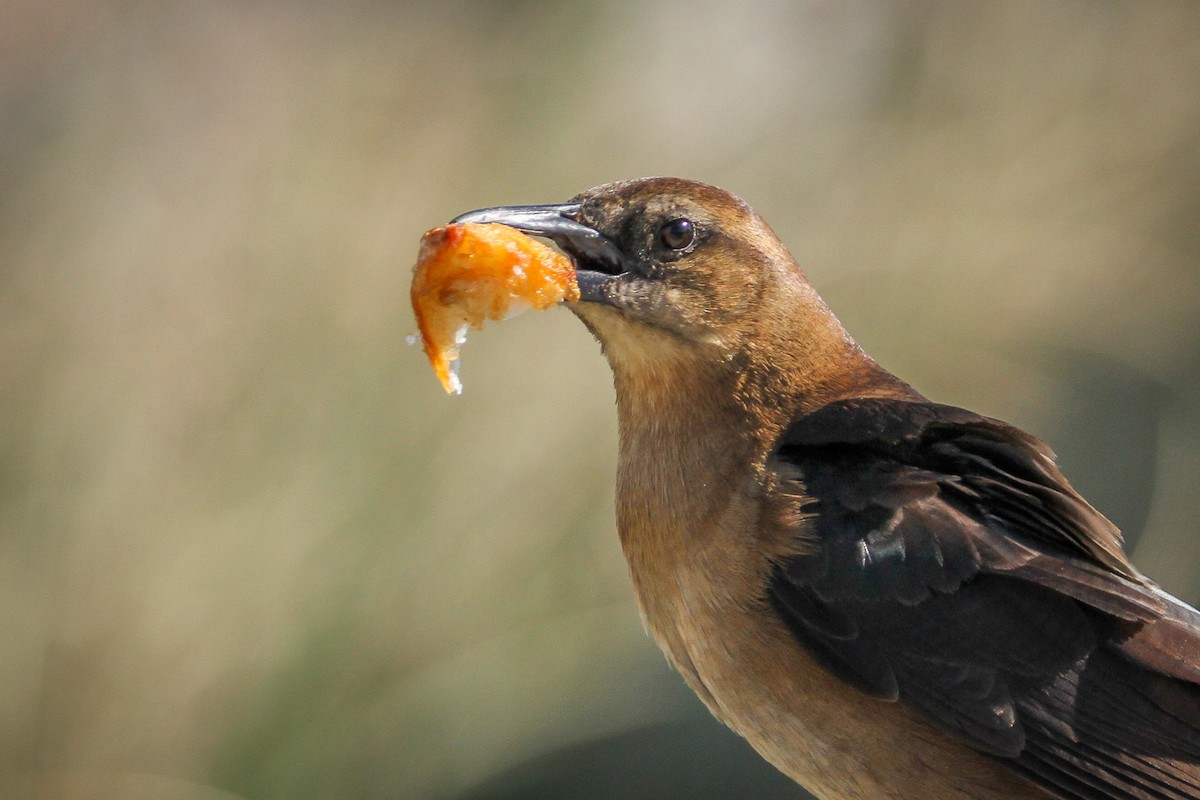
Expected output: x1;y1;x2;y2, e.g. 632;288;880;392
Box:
450;177;1200;800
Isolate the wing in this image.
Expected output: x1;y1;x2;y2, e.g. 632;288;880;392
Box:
765;397;1200;800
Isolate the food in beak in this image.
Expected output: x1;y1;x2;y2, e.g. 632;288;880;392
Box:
410;222;579;393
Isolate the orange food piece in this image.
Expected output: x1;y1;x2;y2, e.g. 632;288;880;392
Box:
410;222;579;393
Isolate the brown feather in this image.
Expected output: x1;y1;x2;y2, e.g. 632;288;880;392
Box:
542;177;1200;799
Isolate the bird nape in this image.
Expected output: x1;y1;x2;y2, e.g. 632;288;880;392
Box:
448;177;1200;800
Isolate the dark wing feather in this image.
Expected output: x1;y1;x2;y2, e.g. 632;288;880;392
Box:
767;398;1200;800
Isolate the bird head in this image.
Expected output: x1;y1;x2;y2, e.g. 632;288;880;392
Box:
455;178;794;353
453;177;906;419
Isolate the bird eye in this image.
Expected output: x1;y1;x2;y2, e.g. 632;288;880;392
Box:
658;218;695;250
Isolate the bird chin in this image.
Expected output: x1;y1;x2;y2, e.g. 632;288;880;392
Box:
568;294;626;341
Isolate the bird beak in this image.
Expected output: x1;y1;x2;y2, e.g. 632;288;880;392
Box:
451;203;626;301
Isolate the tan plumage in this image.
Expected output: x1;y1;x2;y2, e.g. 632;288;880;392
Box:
450;178;1200;800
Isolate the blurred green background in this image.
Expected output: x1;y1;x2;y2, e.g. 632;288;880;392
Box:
3;2;1199;799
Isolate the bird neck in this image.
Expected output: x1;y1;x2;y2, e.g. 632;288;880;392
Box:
596;283;920;471
731;280;921;440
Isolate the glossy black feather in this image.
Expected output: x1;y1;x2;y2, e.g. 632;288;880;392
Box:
767;398;1200;800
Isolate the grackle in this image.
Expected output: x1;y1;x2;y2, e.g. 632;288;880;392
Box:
451;178;1200;800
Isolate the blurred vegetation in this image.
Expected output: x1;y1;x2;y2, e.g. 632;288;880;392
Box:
2;2;1198;798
